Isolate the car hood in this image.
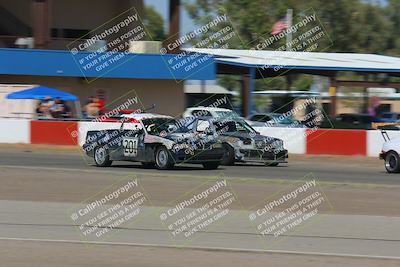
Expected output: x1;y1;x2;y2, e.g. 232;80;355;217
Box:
221;132;281;143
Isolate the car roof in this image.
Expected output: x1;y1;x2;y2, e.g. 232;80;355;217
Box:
122;113;173;120
186;106;233;112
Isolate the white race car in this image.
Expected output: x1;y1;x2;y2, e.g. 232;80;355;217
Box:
82;113;224;170
379;130;400;173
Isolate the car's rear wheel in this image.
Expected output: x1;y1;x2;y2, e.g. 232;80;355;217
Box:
385;151;400;173
155;146;174;170
94;146;112;167
202;162;220;170
221;143;235;166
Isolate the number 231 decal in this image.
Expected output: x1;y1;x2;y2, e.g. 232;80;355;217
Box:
123;138;138;157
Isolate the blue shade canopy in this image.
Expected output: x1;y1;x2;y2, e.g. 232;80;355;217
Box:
6;86;78;101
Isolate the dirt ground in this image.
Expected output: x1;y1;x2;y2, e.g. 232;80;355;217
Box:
0;167;399;217
1;144;399;266
1;240;399;267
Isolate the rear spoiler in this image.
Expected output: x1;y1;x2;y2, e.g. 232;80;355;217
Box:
371;122;400;142
371;122;400;130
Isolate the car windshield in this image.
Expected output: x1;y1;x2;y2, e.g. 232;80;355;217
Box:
142;118;189;135
214;111;240;119
214;119;256;134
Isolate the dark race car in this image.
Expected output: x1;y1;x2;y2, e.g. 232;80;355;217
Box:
195;117;288;166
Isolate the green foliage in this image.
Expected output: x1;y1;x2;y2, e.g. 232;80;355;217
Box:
143;6;165;41
184;0;400;93
184;0;398;54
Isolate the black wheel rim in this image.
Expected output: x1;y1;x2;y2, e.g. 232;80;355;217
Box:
389;155;396;169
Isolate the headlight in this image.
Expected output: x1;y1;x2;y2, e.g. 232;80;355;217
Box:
212;143;222;148
243;139;252;145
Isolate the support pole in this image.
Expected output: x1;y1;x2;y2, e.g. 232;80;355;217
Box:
241;68;255;117
286;9;293;51
166;0;180;54
32;0;51;49
329;76;337;117
75;101;83;119
362;74;369;114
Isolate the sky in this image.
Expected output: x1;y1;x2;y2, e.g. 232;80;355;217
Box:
144;0;196;35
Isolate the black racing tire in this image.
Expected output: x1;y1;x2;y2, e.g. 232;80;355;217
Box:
221;143;235;166
94;146;112;167
202;162;220;170
385;151;400;173
141;162;155;169
155;146;174;170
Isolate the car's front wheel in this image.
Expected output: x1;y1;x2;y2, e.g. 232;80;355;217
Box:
221;143;235;166
385;151;400;173
202;162;220;170
155;146;174;170
94;146;112;167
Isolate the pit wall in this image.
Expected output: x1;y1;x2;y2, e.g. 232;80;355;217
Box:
1;119;397;157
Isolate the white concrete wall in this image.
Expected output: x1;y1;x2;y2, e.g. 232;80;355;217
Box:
367;130;400;157
254;127;306;154
0;119;30;143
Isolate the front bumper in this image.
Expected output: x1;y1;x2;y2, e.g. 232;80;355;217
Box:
172;147;224;163
237;149;288;163
379;152;386;160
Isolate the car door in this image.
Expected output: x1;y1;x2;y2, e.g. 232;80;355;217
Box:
121;129;143;161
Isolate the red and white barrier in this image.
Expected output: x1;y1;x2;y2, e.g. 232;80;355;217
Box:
0;119;30;144
0;119;396;157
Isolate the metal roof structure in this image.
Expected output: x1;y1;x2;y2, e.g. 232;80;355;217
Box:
184;48;400;117
184;83;238;95
0;48;216;80
185;48;400;76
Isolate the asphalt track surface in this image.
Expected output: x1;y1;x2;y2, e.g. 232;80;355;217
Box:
1;149;400;266
0;149;398;185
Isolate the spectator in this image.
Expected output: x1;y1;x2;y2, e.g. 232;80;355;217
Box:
84;96;100;117
95;96;106;115
50;98;66;118
61;100;72;118
36;97;54;118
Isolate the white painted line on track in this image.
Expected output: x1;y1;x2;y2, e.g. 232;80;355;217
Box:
0;236;399;260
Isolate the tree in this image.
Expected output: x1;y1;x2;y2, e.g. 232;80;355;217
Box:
143;6;166;41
